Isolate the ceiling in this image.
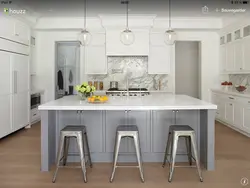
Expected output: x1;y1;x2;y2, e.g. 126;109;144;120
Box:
2;0;250;19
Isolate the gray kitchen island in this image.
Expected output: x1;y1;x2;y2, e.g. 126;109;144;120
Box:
38;94;217;172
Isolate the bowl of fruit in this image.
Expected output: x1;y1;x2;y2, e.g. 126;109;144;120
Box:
235;85;247;93
87;95;108;103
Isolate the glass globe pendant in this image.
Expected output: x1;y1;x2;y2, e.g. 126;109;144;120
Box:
164;0;177;45
120;0;134;45
120;28;135;45
78;0;91;46
164;29;177;45
79;29;92;46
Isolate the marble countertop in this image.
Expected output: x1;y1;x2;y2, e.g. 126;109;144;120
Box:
211;89;250;99
38;94;217;111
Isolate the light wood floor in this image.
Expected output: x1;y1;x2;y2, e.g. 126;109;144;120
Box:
0;122;250;188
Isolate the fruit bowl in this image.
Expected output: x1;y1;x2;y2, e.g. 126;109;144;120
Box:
235;85;247;93
87;95;108;103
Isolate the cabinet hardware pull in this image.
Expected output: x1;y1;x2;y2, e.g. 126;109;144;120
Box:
229;97;234;99
230;103;232;106
33;114;37;116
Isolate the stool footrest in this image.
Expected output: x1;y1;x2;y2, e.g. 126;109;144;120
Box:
115;165;140;168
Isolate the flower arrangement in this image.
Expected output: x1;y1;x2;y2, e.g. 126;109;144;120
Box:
75;82;96;100
221;81;233;91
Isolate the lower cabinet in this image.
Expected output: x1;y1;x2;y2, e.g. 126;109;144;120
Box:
212;91;250;136
0;95;12;139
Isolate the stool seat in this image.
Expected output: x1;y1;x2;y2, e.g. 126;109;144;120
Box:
169;125;194;132
61;125;86;133
117;125;138;132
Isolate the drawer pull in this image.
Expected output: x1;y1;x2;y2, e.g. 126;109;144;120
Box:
33;114;37;116
229;97;234;100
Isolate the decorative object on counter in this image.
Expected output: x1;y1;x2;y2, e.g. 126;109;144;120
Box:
68;86;74;95
158;80;162;90
221;81;232;91
235;85;247;93
68;70;74;95
88;81;92;86
93;81;98;90
120;0;134;45
78;0;91;45
75;82;96;100
164;0;177;45
110;81;118;90
99;81;103;90
87;95;108;103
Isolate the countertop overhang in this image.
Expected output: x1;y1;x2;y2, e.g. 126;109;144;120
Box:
38;94;217;111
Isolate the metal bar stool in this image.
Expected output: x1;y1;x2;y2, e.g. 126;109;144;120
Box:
52;125;92;183
110;125;144;183
162;111;203;182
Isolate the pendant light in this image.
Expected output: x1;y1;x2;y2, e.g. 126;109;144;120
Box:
78;0;91;46
165;0;177;45
120;0;135;45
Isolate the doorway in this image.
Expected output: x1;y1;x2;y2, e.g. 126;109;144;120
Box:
55;41;80;99
175;41;201;99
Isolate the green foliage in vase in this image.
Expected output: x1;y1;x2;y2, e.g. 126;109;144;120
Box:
75;82;96;94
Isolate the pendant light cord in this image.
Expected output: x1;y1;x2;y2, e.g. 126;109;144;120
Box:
84;0;86;29
126;2;129;29
169;0;171;29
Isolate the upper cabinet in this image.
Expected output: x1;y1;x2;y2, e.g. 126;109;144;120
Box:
220;24;250;74
0;17;30;46
148;33;171;74
106;29;149;56
84;32;107;74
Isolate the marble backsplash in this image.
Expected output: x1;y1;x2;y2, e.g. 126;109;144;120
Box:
87;56;169;91
229;74;250;93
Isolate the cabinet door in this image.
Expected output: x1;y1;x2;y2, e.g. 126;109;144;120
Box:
218;99;226;120
234;103;244;130
220;45;226;72
152;111;173;152
242;37;250;71
225;102;234;124
0;17;15;41
81;111;103;152
0;51;11;95
234;41;243;71
12;91;29;131
14;20;30;45
0;95;12;139
12;54;29;92
105;111;128;153
226;43;234;71
127;111;150;153
243;102;250;133
148;45;171;74
85;45;107;74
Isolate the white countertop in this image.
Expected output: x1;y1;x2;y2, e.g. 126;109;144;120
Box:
211;89;250;99
38;94;217;111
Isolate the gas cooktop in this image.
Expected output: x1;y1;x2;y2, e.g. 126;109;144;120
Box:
106;88;150;96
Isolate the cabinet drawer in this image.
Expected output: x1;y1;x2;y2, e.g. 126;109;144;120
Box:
31;108;40;122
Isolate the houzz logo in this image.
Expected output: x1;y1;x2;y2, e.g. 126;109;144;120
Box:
4;8;26;14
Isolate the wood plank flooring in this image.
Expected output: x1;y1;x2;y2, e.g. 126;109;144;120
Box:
0;122;250;188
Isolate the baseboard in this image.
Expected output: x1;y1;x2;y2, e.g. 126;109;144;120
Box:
216;118;250;137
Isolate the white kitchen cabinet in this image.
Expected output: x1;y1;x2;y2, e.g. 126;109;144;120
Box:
106;29;149;55
14;20;30;45
243;104;250;133
226;43;234;71
13;91;29;131
0;17;30;46
234;102;244;129
148;45;171;74
233;40;243;71
85;45;107;74
242;37;250;71
220;45;226;72
225;101;234;125
0;95;12;139
0;51;11;95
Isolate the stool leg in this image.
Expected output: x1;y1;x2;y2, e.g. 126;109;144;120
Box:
83;132;93;168
134;133;145;183
168;133;178;182
110;134;121;183
52;134;65;183
190;133;203;182
185;136;192;166
162;132;171;168
63;137;70;166
76;133;87;183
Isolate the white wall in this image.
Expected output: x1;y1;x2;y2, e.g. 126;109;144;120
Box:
173;31;220;102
